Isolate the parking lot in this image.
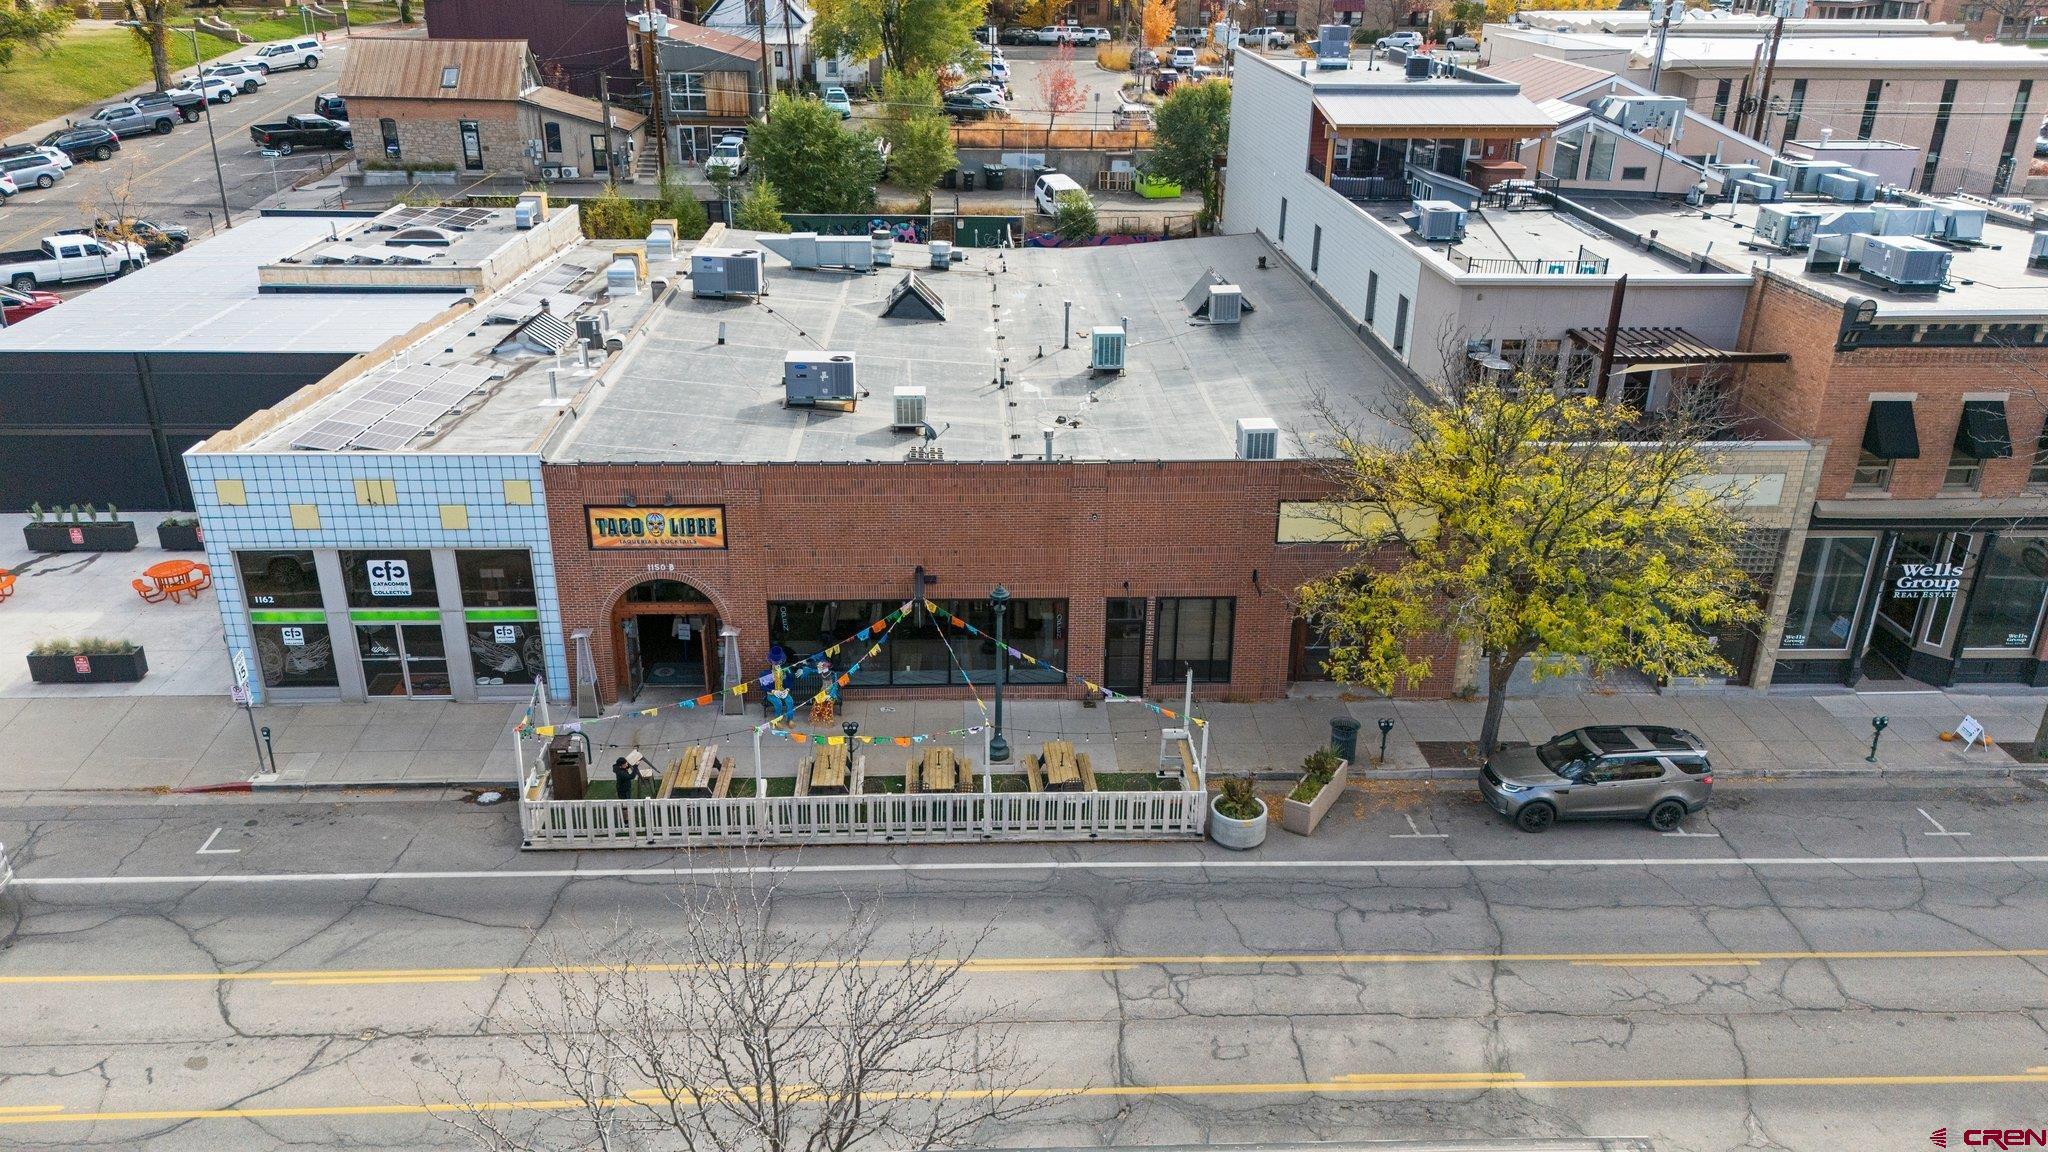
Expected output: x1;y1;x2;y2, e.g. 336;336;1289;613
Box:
0;37;356;260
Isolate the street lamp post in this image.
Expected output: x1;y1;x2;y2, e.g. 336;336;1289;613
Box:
117;21;233;228
988;586;1011;762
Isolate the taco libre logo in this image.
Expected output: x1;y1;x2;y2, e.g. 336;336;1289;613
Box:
1935;1128;2048;1147
586;505;727;550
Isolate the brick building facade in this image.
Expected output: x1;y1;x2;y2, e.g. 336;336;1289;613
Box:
541;460;1460;711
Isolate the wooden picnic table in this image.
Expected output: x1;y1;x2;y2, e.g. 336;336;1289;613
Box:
1040;739;1081;791
807;744;852;794
659;743;725;798
910;747;973;793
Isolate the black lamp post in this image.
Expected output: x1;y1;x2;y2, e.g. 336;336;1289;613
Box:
988;585;1011;762
843;720;859;748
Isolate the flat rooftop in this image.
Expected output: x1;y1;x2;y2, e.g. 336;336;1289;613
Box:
1509;10;1961;35
552;231;1403;463
1574;194;2048;314
1359;200;1706;279
0;215;467;355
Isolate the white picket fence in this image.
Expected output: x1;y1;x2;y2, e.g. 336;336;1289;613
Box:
520;788;1206;849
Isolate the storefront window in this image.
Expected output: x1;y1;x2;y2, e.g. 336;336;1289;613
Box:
457;550;535;607
1959;537;2048;650
252;622;338;688
237;550;322;609
467;621;542;685
1779;536;1875;651
765;599;1067;687
341;550;439;609
1154;597;1235;683
769;601;889;687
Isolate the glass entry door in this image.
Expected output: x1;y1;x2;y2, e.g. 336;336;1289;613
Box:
356;622;452;698
1102;598;1145;695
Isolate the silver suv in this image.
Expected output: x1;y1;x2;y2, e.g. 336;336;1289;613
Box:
1479;724;1711;833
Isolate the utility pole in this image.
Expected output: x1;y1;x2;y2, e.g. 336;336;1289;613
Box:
779;0;798;96
1647;0;1673;91
754;0;774;116
639;0;669;176
1750;0;1790;142
598;71;618;181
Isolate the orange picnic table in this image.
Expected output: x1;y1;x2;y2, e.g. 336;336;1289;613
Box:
135;559;212;604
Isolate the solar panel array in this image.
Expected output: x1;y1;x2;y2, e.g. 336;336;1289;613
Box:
288;363;498;452
375;205;494;232
487;261;590;323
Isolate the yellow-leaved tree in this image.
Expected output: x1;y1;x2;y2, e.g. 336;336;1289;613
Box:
1141;0;1174;47
1296;381;1759;756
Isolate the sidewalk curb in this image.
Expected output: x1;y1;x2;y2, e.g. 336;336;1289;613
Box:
249;777;517;792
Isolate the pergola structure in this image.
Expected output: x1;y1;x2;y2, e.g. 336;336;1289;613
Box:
1308;84;1559;193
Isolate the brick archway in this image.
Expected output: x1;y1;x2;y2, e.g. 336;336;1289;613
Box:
596;573;739;706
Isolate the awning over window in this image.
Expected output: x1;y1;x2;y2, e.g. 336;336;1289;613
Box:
1862;399;1920;460
1564;326;1790;370
1954;399;2013;459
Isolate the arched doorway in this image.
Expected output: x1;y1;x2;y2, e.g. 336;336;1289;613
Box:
613;579;721;701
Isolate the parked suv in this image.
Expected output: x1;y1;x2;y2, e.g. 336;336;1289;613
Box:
1377;29;1424;50
1478;724;1712;833
0;153;64;191
246;36;324;72
202;62;268;93
39;125;118;162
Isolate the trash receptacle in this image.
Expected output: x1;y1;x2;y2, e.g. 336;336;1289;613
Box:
963;169;977;192
1330;717;1361;763
982;162;1007;190
941;168;957;190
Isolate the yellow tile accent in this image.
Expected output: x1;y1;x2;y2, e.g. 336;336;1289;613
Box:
439;504;470;530
502;479;533;506
215;479;247;506
289;504;321;530
354;478;398;506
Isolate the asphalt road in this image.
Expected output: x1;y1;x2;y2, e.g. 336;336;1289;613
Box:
0;41;356;259
3;779;2047;1150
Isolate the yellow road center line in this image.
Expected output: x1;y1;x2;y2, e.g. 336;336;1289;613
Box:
6;947;2045;987
269;975;485;987
1332;1072;1526;1081
1572;959;1764;968
4;1070;2046;1126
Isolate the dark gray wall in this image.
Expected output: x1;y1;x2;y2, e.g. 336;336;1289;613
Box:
0;350;352;511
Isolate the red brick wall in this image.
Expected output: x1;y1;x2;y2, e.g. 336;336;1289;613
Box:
1737;273;2048;502
543;459;1460;705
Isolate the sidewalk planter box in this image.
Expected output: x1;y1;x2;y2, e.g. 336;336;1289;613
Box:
361;169;460;187
156;519;204;551
1135;172;1181;199
1280;758;1349;836
1209;796;1267;850
24;521;139;553
27;648;148;684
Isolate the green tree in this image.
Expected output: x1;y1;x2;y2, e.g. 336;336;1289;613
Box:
398;0;415;23
654;176;710;239
747;93;882;214
1296;383;1758;756
580;184;649;239
1051;188;1095;243
1150;79;1231;222
880;70;955;210
812;0;985;77
734;179;792;232
121;0;181;93
0;1;72;69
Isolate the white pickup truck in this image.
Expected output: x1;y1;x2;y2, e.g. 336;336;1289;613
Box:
0;235;147;291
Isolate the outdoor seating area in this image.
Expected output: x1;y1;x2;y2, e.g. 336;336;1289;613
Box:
132;560;211;604
906;746;975;794
658;742;731;798
798;744;862;795
1024;738;1095;792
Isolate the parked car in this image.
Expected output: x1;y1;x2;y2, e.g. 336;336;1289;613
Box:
951;81;1009;104
1078;26;1111;42
80;101;177;138
134;87;205;123
202;62;268;93
986;56;1011;82
999;25;1036;44
1113;101;1153;130
245;36;324;72
1170;45;1198;68
250;114;352;153
1478;724;1712;834
0;172;16;200
0;284;61;326
59;217;188;258
1035;24;1079;43
1245;26;1293;46
1172;25;1207;44
821;86;852;118
1151;66;1181;95
1131;47;1158;68
173;75;238;105
0;142;70;170
0;153;65;191
1444;33;1479;50
39;125;118;162
1033;171;1088;215
0;235;147;292
942;90;1005;119
2035;134;2048;160
314;92;347;120
706;135;748;179
1377;29;1423;50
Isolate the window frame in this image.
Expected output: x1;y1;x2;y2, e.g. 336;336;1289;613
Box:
1152;596;1236;684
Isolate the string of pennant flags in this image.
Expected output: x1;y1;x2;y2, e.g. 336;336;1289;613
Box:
920;600;1208;728
765;725;988;746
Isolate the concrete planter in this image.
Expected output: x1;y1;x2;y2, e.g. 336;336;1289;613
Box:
28;648;148;684
1208;796;1267;850
1279;759;1349;836
24;521;138;553
361;169;459;186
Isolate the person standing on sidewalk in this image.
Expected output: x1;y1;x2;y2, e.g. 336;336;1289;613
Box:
611;756;635;800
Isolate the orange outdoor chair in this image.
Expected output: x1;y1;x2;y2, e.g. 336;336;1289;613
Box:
132;578;167;604
0;570;14;600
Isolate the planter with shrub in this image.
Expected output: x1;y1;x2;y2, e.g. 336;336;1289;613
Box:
156;515;205;551
1280;747;1349;836
27;638;149;684
1208;775;1267;850
23;504;139;553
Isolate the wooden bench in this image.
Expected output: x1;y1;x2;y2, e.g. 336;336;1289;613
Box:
1174;740;1201;790
1076;751;1097;792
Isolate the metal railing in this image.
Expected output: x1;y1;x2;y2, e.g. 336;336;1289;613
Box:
1331;175;1408;202
1448;244;1610;276
521;789;1207;848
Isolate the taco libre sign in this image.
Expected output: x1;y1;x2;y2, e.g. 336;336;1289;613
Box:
587;505;727;550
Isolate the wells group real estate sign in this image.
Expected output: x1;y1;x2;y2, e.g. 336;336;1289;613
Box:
586;505;727;550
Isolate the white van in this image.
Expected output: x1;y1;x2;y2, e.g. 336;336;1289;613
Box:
246;37;324;72
1033;172;1087;216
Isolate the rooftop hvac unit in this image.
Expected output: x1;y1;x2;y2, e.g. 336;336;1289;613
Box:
1090;326;1126;374
1870;204;1935;237
1816;208;1875;238
1928;200;1986;243
1858;235;1952;290
871;228;894;268
814;235;874;271
1402;200;1467;241
1816;172;1861;203
1589;94;1685;133
1843;169;1881;201
777;232;821;269
1316;23;1350;67
1755;206;1824;250
892;385;927;429
1715;162;1760;184
575;315;605;348
1207;284;1243;324
691;248;765;298
645;223;675;261
1806;231;1850;274
514;201;537;230
1403;53;1432;79
784;352;857;407
606;257;641;297
1236;418;1279;461
2030;232;2048;270
929;240;953;269
1751;173;1788;202
1734;178;1774;203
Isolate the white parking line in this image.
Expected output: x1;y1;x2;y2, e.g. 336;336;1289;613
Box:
13;853;2048;888
195;828;239;855
1390;813;1448;839
1918;808;1971;837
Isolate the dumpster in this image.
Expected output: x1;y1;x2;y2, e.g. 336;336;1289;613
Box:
982;162;1008;190
1330;717;1360;762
